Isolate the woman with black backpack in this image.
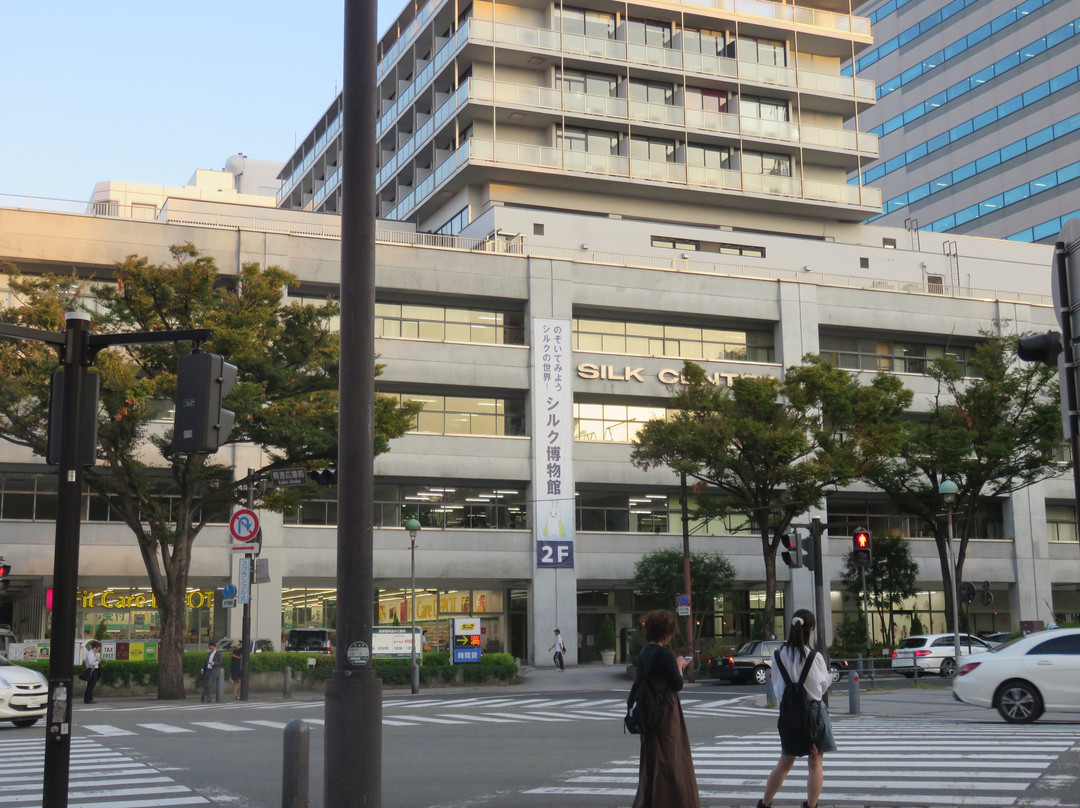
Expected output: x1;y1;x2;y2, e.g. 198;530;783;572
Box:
757;608;836;808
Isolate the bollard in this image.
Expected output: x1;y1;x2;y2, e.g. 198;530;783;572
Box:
281;719;310;808
765;669;775;708
215;670;225;703
913;658;920;686
283;665;292;700
848;671;860;715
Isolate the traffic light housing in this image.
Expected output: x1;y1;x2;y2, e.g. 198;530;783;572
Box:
780;531;801;568
801;534;815;572
46;369;100;466
853;527;872;568
1016;331;1063;366
173;353;237;454
309;469;338;486
0;559;10;593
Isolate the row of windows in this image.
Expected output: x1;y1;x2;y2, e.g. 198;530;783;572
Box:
1009;206;1080;243
875;0;1057;100
849;0;979;75
435;206;469;236
874;112;1080;220
819;334;974;376
927;160;1080;234
382;392;526;437
650;236;766;258
572;318;775;363
859;65;1079;186
870;18;1080;139
374;303;526;345
553;8;786;66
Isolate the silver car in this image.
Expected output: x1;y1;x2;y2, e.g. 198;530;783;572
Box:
0;655;49;727
891;633;993;678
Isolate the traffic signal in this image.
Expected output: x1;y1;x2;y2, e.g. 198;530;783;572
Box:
853;527;872;568
173;352;237;454
801;534;815;572
1016;331;1062;366
46;369;100;466
780;531;801;568
0;559;10;593
309;469;338;486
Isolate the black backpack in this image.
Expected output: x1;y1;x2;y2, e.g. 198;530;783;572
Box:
774;649;818;756
624;649;665;735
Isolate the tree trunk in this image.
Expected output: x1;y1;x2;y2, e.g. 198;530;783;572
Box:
934;533;958;634
157;586;190;699
761;528;777;639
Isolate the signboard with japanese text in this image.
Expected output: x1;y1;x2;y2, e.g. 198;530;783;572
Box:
532;318;575;568
452;617;482;664
372;627;423;659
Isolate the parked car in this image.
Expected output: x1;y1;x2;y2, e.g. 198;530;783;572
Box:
0;625;16;659
284;628;335;654
216;637;275;654
709;640;849;685
982;632;1011;646
953;628;1080;723
0;655;49;727
891;633;993;678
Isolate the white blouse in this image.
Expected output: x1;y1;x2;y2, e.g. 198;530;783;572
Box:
771;645;831;703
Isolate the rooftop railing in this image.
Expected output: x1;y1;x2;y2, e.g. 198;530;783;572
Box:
0;195;1048;307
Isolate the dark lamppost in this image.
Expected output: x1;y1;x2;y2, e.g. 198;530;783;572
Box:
939;478;962;674
405;518;421;694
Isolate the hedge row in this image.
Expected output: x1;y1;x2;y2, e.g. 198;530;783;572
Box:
13;651;518;689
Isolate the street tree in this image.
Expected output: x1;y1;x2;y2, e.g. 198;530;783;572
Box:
632;546;735;637
0;245;420;698
839;534;919;648
863;332;1061;633
632;358;911;639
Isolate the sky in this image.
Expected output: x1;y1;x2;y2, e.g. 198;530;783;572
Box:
1;0;407;202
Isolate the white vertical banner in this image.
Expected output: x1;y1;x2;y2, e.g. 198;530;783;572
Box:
532;318;575;568
238;557;251;604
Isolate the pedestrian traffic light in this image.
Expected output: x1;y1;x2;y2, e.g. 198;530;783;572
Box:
853;527;872;568
46;369;100;466
1016;331;1063;366
173;352;237;454
0;559;10;593
780;531;801;568
801;534;815;572
309;468;338;486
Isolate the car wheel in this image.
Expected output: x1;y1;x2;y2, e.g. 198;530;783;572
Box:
997;680;1044;724
12;717;40;728
939;658;957;678
753;666;769;686
899;671;913;679
830;664;843;683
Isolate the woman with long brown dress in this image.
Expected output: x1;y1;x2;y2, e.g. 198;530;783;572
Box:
632;609;701;808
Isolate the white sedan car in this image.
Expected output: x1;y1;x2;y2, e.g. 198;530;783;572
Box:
953;628;1080;723
891;633;993;678
0;655;49;727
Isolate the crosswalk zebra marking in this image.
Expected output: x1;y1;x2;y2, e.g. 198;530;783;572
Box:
190;721;253;732
137;723;194;733
82;724;137;736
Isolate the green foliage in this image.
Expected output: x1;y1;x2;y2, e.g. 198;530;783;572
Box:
94;620;108;641
631;357;911;638
423;650;450;666
0;248;420;699
864;332;1062;633
840;535;919;648
632;547;735;631
596;617;616;652
910;614;925;635
834;615;869;652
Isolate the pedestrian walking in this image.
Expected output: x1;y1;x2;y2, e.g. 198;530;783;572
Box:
547;629;565;671
82;640;102;704
631;609;700;808
758;608;836;808
230;646;243;700
201;642;224;703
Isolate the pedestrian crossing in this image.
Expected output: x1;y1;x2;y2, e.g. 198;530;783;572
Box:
0;736;210;806
523;717;1080;806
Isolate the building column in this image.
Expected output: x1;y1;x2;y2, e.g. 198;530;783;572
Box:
529;569;578;667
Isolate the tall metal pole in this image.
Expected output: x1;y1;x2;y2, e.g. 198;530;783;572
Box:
240;471;255;700
946;502;962;672
679;473;695;682
43;311;91;808
859;565;873;683
1053;240;1080;561
324;0;382;802
410;534;418;694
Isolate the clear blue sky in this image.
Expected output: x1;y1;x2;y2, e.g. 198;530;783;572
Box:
1;0;407;202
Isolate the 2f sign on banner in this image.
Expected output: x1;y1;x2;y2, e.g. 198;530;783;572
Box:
537;540;573;567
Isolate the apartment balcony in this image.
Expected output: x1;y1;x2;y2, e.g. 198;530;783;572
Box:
384;137;881;222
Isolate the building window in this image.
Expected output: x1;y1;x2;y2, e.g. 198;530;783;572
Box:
630;136;676;162
573;317;775;362
557;126;620;155
573;401;670;442
555;6;615;39
435;206;469;236
628;79;675;105
651;235;763;258
685;144;731;170
883;237;897;249
742;151;792;176
685;86;729;113
740;95;789;122
927;275;945;294
651;236;699;251
534;223;544;236
860;257;870;269
682;28;733;58
383;392;526;437
375;302;525;345
819;333;975;376
576;488;753;534
626;18;673;48
1047;504;1077;542
737;36;786;66
557;69;618;97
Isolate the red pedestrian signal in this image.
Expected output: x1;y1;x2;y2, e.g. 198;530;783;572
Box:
780;531;802;568
852;528;872;568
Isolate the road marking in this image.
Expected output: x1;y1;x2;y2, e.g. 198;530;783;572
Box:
82;724;137;736
190;721;253;732
244;720;289;729
137;723;194;734
437;712;521;723
396;715;469;724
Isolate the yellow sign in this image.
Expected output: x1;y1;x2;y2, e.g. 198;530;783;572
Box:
78;589;214;610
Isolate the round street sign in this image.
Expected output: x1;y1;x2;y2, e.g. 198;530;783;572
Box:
229;509;260;543
958;581;976;605
676;594;690;607
222;583;237;600
347;641;370;667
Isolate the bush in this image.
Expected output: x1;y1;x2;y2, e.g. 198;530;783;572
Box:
597;617;616;652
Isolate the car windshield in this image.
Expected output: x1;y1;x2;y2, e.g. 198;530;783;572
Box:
895;638;927;649
0;656;12;668
735;642;756;655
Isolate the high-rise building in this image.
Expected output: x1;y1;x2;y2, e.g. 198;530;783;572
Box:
849;0;1080;243
278;0;882;235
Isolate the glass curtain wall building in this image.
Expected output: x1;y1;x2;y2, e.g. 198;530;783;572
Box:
848;0;1080;243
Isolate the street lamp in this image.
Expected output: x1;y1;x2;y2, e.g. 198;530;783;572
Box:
938;478;962;675
405;518;421;694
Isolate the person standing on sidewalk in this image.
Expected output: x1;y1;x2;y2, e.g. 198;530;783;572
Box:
230;646;243;700
201;642;224;702
548;629;565;671
631;609;699;808
757;608;836;808
82;641;101;704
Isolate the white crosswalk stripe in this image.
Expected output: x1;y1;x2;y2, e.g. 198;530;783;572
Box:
0;737;210;806
523;716;1079;805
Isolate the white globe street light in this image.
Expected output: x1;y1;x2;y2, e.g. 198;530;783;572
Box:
938;478;962;674
405;518;422;694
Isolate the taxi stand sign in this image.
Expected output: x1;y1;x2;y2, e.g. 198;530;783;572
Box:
452;617;482;664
